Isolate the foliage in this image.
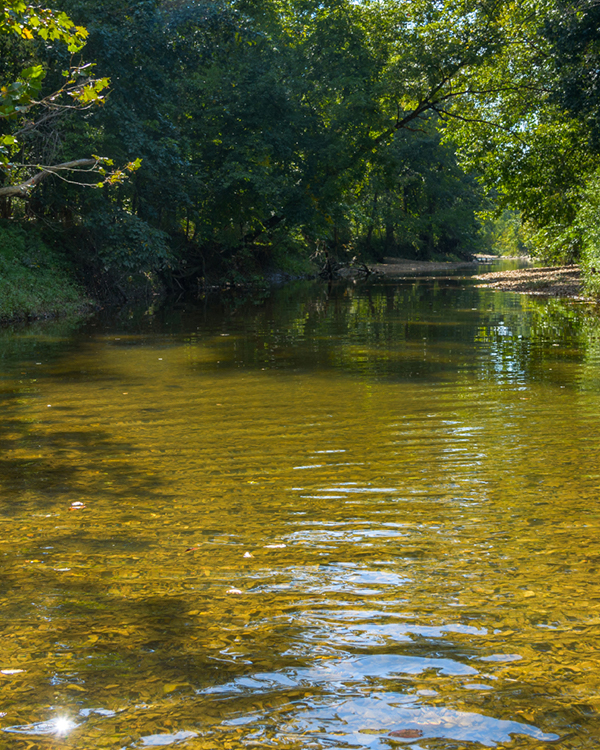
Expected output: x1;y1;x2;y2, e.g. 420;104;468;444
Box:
0;0;87;47
352;123;484;261
478;210;530;257
540;0;600;286
25;0;510;290
544;0;600;149
576;170;600;296
0;0;142;206
442;0;599;266
4;0;600;298
0;0;107;165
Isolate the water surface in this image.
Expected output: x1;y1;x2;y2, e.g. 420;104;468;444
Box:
1;274;599;749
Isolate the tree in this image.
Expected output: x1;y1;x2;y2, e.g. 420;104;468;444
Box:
541;0;600;288
544;0;600;148
22;0;592;289
0;0;118;200
440;0;600;265
351;121;485;261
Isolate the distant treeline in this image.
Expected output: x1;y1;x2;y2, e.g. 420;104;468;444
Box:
2;0;600;299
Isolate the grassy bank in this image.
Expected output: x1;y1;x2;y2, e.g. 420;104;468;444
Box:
0;221;91;323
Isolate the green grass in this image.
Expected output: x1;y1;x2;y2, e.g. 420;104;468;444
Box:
0;221;90;322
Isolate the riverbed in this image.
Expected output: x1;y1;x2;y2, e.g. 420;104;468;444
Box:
1;271;599;749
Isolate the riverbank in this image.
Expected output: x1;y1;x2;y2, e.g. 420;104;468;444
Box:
473;264;592;301
372;256;597;302
0;222;92;324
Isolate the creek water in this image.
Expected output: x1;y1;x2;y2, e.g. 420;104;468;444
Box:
1;268;599;749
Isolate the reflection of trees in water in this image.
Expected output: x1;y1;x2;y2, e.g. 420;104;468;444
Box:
185;279;598;386
579;314;600;392
5;280;596;403
191;280;492;380
472;294;600;386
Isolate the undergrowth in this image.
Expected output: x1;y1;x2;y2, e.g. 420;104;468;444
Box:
0;221;89;322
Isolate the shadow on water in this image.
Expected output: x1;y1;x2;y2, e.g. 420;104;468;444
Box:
0;377;164;515
0;315;169;508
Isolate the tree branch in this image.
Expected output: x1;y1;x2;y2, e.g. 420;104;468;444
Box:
431;105;527;142
0;158;97;198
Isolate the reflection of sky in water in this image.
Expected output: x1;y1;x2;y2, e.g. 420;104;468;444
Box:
139;730;198;746
204;652;478;698
287;519;417;547
2;715;198;748
301;617;488;649
207;668;559;747
290;527;411;543
247;563;408;596
196;550;554;750
283;694;560;747
300;652;479;679
479;653;522;662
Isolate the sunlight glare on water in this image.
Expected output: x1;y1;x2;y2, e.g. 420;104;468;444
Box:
0;274;599;748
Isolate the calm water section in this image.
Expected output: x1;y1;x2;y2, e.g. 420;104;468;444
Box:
1;271;600;749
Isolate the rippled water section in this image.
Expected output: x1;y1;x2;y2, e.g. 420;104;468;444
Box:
1;278;600;748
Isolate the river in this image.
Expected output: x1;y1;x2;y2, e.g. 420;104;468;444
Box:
1;268;599;749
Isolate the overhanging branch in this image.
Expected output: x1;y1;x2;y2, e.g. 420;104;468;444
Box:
0;158;97;198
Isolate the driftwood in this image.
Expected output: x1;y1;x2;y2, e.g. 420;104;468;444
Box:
319;253;376;280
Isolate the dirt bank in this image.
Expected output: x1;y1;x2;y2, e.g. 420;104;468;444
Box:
371;256;595;302
473;265;592;301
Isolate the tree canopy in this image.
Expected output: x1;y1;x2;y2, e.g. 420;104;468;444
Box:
2;0;600;295
0;0;132;199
